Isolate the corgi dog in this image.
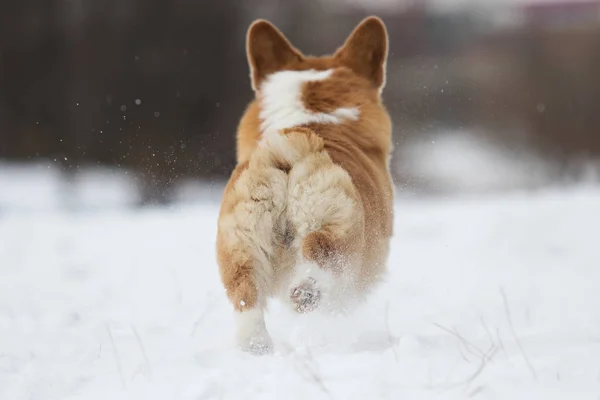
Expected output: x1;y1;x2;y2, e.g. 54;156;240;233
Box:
216;16;394;354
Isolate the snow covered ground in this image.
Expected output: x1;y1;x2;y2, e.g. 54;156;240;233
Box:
1;169;600;398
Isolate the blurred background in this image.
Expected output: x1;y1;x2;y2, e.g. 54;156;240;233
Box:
1;0;600;210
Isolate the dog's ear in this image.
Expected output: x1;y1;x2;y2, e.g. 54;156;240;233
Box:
246;20;304;91
335;16;388;90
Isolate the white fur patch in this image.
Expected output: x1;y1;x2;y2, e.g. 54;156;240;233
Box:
285;260;335;310
278;257;361;314
235;307;273;353
259;69;359;145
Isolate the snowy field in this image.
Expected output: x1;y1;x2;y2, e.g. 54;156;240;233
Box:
1;164;600;399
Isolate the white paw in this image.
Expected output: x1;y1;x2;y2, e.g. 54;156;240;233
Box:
235;308;273;355
239;332;274;356
287;262;334;313
290;277;322;313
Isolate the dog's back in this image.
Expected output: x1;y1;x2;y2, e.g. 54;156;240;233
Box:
216;17;394;354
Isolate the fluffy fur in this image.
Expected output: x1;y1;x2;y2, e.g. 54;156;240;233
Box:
259;69;360;139
216;16;394;355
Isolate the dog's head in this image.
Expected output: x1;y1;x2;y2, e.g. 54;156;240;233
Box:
237;17;391;163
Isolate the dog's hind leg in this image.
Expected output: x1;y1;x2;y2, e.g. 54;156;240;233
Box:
286;150;365;313
216;160;287;354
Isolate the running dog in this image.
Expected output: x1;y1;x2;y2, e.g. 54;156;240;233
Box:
216;16;394;354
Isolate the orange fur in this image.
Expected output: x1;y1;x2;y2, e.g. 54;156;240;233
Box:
216;16;394;354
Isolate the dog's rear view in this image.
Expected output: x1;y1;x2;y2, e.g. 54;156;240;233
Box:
216;16;394;355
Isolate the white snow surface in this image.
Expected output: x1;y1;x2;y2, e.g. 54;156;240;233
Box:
1;185;600;399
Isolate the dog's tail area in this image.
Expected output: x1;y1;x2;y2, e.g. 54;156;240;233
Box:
250;127;324;172
252;127;365;272
234;126;370;312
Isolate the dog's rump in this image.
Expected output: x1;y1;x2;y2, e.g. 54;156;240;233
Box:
252;126;365;250
217;127;366;310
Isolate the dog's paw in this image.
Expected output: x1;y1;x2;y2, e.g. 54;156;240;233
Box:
246;335;274;356
238;331;274;356
290;277;322;313
235;309;274;356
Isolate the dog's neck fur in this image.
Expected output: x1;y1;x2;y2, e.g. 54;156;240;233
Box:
258;69;360;146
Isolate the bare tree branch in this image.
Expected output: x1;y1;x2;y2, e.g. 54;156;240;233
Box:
433;323;486;359
132;324;153;380
500;287;537;380
384;301;400;362
106;323;126;389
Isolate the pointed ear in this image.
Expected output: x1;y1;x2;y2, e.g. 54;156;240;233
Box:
246;19;304;91
335;16;388;90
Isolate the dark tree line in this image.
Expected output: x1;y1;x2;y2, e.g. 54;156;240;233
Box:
1;0;251;202
2;1;600;202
